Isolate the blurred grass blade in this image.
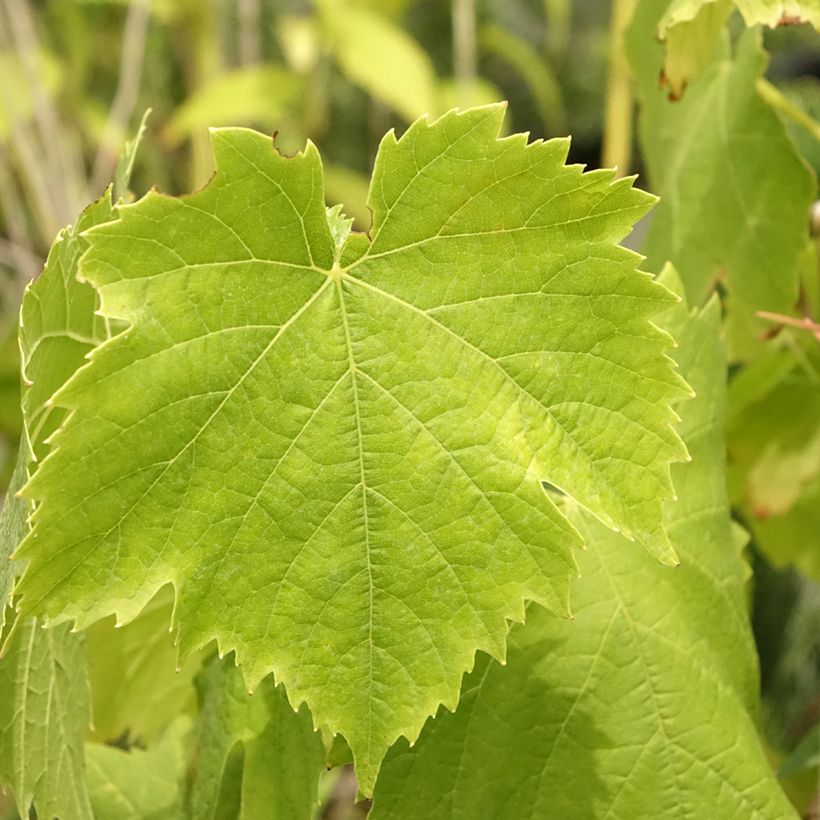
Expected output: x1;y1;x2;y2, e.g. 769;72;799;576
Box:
479;23;566;134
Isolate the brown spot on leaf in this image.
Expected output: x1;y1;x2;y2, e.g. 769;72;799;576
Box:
658;69;686;101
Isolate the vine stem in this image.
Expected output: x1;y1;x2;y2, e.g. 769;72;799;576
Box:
92;0;150;194
452;0;477;108
757;310;820;341
756;78;820;142
601;0;637;175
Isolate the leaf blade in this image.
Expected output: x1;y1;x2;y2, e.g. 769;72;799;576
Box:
16;109;689;791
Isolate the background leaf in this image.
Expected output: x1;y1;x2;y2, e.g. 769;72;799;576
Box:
368;271;797;819
85;586;201;745
188;655;325;820
85;717;189;820
627;2;816;357
321;2;437;122
0;193;119;819
0;619;92;820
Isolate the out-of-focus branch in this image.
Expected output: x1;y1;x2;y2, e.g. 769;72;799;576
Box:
179;0;222;188
452;0;477;107
544;0;570;65
0;239;41;279
601;0;637;174
757;77;820;142
0;16;61;242
479;24;566;134
92;0;150;194
238;0;262;65
757;311;820;342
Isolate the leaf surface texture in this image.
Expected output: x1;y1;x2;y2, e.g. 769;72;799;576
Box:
16;106;689;789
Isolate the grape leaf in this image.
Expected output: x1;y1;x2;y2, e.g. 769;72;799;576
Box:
734;0;820;25
0;442;29;633
728;344;820;518
369;271;798;819
749;475;820;579
86;586;202;744
627;4;815;356
657;0;733;97
189;656;325;820
15;105;689;791
727;337;820;579
658;0;820;96
0;619;92;820
19;194;115;465
85;718;189;820
0;194;119;820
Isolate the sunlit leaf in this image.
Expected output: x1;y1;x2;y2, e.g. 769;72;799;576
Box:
15;106;688;791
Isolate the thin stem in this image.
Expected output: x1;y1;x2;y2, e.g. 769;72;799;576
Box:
92;0;151;193
479;24;566;134
756;77;820;142
181;0;221;188
452;0;477;107
601;0;637;174
544;0;570;65
238;0;262;65
757;310;820;341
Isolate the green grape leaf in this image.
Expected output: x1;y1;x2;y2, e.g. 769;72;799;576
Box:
734;0;820;26
749;475;820;579
86;586;202;744
15;105;689;791
0;619;92;820
85;718;189;820
0;194;120;820
189;656;325;820
657;0;820;96
728;345;820;518
657;0;733;97
369;270;797;819
728;336;820;579
659;0;820;31
628;4;815;356
19;194;116;465
0;442;30;633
